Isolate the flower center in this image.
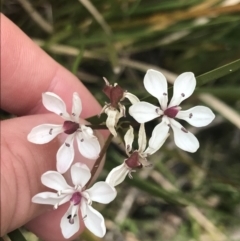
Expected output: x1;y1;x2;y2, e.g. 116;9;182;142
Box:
125;151;142;169
63;121;79;134
164;106;180;118
70;192;82;205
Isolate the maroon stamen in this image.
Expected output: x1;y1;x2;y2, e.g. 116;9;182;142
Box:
102;85;112;99
110;85;125;108
125;152;142;169
63;121;79;134
164;106;180;118
103;83;125;108
70;192;82;205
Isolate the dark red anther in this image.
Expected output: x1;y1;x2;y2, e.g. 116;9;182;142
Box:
102;85;112;99
164;106;180;118
103;82;125;108
110;85;125;108
70;192;82;205
63;121;79;134
125;151;142;169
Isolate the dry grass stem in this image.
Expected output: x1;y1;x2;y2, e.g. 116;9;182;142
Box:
199;93;240;129
78;0;112;35
17;0;53;33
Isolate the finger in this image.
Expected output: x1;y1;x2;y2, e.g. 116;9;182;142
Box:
1;14;101;118
0;114;104;241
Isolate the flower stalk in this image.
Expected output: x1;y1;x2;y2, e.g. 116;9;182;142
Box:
85;133;114;188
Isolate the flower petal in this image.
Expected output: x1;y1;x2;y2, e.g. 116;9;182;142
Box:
32;192;64;205
56;134;75;173
71;163;91;187
105;163;129;187
76;126;100;159
61;205;80;239
42;92;70;119
124;92;140;104
41;171;72;191
27;124;63;144
71;92;82;122
129;102;162;123
105;108;122;137
176;106;215;127
85;181;116;204
169;119;199;152
84;205;106;238
124;125;134;154
169;72;196;107
144;69;168;110
138;124;147;153
144;121;169;155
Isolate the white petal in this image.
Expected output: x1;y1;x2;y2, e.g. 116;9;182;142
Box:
169;72;196;107
42;92;70;119
41;171;72;191
169;119;199;153
71;163;91;187
61;205;80;239
124;92;140;104
76;127;100;159
144;121;169;155
71;92;82;122
32;192;65;205
105;108;122;137
144;69;168;110
56;134;75;173
124;125;134;154
105;163;129;187
176;106;215;127
27;124;63;144
129;102;162;123
84;205;106;238
138;124;147;153
85;181;116;204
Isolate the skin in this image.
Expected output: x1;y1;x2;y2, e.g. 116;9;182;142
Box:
1;14;106;241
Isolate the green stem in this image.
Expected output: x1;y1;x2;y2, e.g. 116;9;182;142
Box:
196;59;240;86
7;229;27;241
86;134;113;188
86;124;108;130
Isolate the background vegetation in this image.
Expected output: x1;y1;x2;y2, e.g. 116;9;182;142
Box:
2;0;240;240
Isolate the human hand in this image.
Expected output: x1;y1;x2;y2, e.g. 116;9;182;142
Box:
1;14;105;241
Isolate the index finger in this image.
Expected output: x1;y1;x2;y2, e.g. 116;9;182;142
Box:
1;14;101;118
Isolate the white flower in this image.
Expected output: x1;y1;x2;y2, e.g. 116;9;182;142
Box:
106;124;168;186
129;69;215;153
27;92;101;173
101;77;139;136
32;163;117;239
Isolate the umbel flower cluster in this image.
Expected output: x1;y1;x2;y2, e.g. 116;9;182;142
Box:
28;69;215;239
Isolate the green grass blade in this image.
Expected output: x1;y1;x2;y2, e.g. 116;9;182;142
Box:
8;229;27;241
71;39;85;75
196;59;240;86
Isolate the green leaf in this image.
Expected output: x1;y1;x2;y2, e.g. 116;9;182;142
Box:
196;59;240;86
71;37;85;75
8;229;27;241
126;175;187;206
105;154;207;207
